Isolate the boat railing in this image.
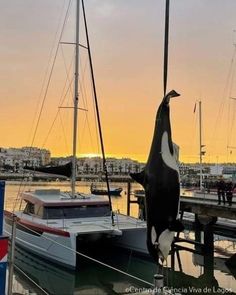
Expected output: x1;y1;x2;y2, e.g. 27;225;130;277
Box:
114;210;120;229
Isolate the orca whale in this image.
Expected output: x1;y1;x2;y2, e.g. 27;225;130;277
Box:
131;90;184;262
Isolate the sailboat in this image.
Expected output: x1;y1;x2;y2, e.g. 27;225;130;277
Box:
90;183;123;196
3;0;147;269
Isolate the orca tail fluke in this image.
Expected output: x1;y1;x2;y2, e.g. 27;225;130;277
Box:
168;90;180;98
163;90;180;104
168;219;184;232
130;170;145;186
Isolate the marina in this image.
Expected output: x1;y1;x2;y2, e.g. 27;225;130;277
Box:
2;181;236;294
1;0;236;294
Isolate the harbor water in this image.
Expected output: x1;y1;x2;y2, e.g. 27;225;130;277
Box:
3;181;236;295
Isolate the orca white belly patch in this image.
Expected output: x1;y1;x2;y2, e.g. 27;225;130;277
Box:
161;131;179;173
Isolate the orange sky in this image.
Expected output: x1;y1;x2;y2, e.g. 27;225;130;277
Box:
1;0;236;163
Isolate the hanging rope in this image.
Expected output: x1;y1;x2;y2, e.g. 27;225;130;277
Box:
14;264;50;295
163;0;170;96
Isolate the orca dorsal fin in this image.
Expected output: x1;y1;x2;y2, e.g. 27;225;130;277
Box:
130;170;145;185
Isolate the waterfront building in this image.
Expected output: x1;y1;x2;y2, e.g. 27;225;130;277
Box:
0;147;51;171
51;156;145;176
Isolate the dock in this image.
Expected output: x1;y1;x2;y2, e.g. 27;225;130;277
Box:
180;195;236;220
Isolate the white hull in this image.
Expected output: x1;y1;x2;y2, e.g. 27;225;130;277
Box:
4;213;148;269
4;222;76;269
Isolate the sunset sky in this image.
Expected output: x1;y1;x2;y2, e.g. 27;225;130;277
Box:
1;0;236;163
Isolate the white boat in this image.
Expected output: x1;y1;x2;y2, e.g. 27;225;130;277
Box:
4;189;146;269
4;0;147;269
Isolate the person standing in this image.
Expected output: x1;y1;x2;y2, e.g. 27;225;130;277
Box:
225;180;233;206
216;178;226;205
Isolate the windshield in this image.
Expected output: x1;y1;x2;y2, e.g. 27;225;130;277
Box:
44;204;110;219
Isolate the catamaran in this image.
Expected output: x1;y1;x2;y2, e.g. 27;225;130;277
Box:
4;0;147;269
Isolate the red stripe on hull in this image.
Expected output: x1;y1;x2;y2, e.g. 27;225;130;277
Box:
4;210;70;237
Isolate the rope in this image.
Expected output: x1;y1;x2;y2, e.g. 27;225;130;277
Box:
14;264;49;295
31;0;72;148
209;45;236;157
81;0;114;224
78;55;97;154
11;1;73;214
13;221;154;287
163;0;170;96
27;0;70;146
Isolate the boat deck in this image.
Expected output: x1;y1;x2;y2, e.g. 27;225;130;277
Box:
16;212;146;235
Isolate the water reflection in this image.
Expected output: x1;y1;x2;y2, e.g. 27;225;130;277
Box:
12;246;155;295
12;235;236;295
4;182;236;294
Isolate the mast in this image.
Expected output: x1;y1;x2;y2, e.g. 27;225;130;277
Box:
199;100;203;190
72;0;80;197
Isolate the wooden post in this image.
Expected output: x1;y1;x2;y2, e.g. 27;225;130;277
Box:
127;181;131;216
203;224;214;254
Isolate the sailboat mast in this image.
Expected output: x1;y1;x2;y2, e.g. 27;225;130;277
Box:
72;0;80;197
199;100;203;190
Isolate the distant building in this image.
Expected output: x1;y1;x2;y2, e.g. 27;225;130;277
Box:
210;165;223;176
0;147;51;171
51;156;145;175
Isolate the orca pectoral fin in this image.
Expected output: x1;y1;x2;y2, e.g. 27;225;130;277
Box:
130;170;145;185
158;229;175;260
169;219;184;232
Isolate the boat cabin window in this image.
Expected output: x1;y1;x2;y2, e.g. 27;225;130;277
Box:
43;204;110;219
23;202;35;215
23;201;44;218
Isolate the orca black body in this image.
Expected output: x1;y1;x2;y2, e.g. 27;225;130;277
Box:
131;90;184;262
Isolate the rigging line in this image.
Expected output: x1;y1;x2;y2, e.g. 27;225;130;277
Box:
41;46;75;151
78;112;88;151
227;96;231;159
14;222;154;287
209;46;236;154
81;0;114;224
13;264;49;295
228;103;236;146
30;0;72;149
90;76;101;155
79;53;89;109
27;0;70;146
60;44;75;105
227;59;236;149
12;176;36;213
41;41;75;149
13;2;73;209
41;60;75;148
163;0;170;96
228;47;236;96
79;55;96;154
212;47;236;144
189;101;198;159
59;110;70;155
